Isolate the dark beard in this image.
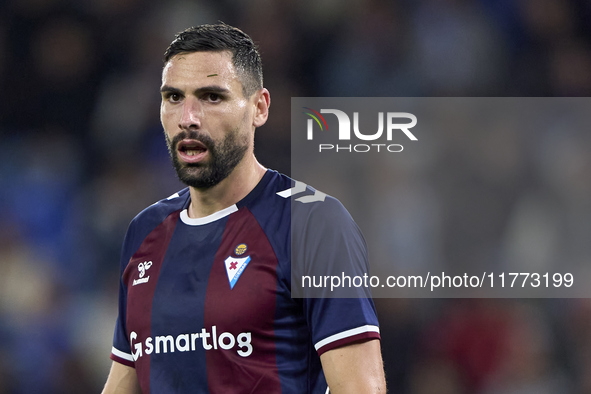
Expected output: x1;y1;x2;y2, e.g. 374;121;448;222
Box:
166;129;249;189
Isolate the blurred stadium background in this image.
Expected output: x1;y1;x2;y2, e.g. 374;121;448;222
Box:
1;0;591;392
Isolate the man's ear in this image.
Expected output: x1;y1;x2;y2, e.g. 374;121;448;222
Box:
253;88;271;128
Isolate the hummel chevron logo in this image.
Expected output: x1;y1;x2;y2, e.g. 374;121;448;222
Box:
133;261;152;286
295;190;326;203
276;181;326;203
276;181;306;198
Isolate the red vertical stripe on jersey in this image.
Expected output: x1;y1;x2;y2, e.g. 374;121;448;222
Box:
204;208;281;392
123;211;180;394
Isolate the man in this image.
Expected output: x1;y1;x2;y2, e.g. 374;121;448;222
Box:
102;23;386;393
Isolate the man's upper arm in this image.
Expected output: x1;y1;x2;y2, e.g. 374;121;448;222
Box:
102;361;141;394
320;339;386;393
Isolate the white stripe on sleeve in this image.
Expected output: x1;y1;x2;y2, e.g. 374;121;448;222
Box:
314;325;380;351
111;347;134;362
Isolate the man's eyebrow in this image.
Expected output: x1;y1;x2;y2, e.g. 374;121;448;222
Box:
193;85;231;95
160;85;182;95
160;85;230;95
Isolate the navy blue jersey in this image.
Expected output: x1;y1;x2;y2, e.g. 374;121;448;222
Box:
110;170;380;393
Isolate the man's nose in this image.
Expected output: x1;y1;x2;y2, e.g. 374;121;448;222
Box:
179;98;201;130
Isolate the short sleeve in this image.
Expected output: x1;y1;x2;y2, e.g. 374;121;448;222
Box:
291;192;381;355
110;225;136;367
305;297;380;356
110;279;134;367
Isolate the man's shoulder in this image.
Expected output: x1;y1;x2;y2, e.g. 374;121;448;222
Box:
119;187;190;268
259;171;346;214
279;178;352;222
129;187;190;231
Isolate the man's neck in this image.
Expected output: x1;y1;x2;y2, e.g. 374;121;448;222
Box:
187;155;267;218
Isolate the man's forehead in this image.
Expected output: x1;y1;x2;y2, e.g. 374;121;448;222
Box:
162;50;236;81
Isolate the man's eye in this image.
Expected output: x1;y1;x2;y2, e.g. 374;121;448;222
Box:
206;93;221;102
169;93;181;102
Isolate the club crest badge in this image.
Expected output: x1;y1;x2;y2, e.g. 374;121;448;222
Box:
224;255;251;289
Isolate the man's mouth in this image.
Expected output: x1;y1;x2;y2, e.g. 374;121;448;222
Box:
182;146;206;156
177;139;209;163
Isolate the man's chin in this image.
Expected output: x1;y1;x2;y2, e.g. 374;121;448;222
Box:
175;167;221;189
178;172;205;186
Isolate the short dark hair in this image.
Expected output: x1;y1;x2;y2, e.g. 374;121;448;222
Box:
163;23;263;97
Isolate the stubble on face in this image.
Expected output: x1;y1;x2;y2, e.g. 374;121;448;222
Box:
165;127;249;189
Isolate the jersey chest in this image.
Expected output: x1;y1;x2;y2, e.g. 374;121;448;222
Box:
123;208;292;391
125;208;282;340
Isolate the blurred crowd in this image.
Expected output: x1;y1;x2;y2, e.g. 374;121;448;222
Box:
1;0;591;392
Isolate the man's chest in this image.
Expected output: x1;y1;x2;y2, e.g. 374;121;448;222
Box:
123;212;285;357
